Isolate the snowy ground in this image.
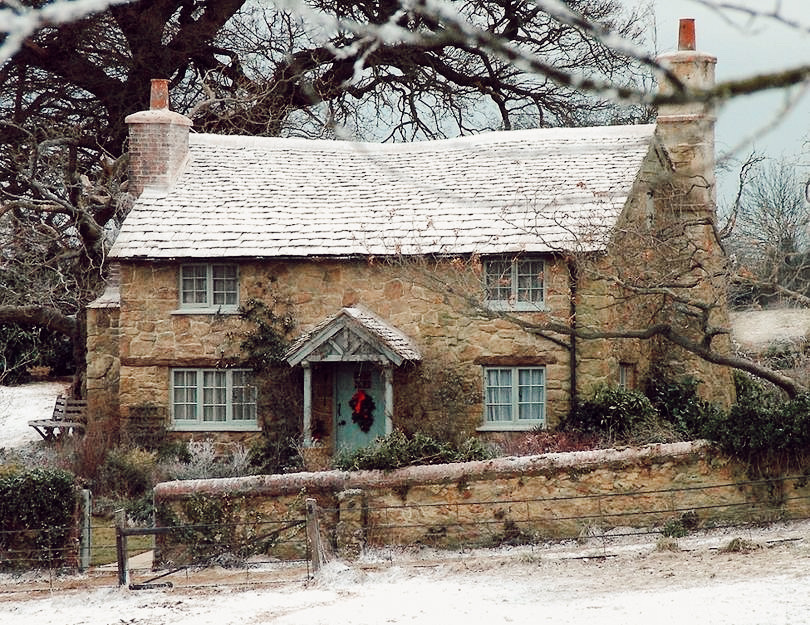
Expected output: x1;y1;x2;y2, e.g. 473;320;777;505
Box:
2;382;810;624
3;524;810;625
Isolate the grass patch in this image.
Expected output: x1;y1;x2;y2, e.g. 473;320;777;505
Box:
90;516;154;566
655;536;681;552
719;537;762;553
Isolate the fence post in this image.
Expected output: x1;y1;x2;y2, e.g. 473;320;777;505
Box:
115;509;129;587
336;489;365;558
306;498;323;573
80;489;92;571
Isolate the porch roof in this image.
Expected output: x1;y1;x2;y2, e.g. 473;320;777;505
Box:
285;307;421;367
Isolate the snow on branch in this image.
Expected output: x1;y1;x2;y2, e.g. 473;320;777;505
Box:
0;0;134;63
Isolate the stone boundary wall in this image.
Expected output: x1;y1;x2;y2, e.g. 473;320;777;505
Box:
153;441;810;562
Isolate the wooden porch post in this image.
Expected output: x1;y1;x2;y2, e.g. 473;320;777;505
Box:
302;361;313;447
383;365;393;435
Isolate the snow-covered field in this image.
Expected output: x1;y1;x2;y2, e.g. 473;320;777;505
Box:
0;380;71;449
2;382;810;624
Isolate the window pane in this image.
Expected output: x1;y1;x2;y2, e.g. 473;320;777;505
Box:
173;370;197;420
619;364;635;389
181;265;208;305
518;368;545;421
232;370;257;421
202;371;227;422
212;264;238;306
485;261;513;302
485;368;512;422
516;260;543;304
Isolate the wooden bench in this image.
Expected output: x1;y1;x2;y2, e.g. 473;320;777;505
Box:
28;395;87;441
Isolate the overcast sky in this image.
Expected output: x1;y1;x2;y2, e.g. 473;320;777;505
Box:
636;0;810;204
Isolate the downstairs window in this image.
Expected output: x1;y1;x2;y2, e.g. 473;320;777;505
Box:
171;368;258;430
481;366;546;429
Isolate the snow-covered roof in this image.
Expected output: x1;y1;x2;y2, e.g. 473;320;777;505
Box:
110;124;657;260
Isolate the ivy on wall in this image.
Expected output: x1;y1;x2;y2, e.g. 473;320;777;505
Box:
237;297;296;371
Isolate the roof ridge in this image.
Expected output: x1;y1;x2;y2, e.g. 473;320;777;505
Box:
189;124;656;152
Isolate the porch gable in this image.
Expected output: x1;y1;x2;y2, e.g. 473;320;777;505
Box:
285;306;421;367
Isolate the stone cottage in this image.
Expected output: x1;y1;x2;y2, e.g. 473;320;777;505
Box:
86;20;734;456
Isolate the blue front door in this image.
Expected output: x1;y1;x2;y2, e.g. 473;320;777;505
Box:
334;363;386;452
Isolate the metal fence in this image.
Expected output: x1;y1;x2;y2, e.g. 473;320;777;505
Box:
2;475;810;595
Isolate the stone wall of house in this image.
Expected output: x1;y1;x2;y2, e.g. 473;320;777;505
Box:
111;257;579;443
153;441;809;563
100;177;735;448
569;143;734;408
85;305;121;439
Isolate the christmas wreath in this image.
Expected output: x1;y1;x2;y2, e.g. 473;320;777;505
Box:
349;389;376;433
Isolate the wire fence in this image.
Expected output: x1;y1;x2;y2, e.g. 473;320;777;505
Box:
2;473;810;594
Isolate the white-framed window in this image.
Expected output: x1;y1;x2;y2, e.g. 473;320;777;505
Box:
179;264;238;312
484;257;545;310
481;366;546;429
619;363;636;390
170;368;258;430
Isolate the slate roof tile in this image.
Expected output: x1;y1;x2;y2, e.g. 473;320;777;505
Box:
110;124;656;259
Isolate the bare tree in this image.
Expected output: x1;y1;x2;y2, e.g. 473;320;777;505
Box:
2;0;810;395
0;0;652;390
727;158;810;308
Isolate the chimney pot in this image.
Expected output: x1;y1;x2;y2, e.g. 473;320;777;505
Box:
150;78;170;110
678;18;696;51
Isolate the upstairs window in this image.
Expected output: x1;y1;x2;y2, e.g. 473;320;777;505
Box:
171;368;257;430
484;258;545;310
482;366;546;429
179;264;238;311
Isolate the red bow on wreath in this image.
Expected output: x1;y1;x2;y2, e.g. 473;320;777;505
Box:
349;390;376;433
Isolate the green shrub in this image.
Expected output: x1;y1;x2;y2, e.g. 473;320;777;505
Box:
0;324;74;384
249;429;303;475
334;431;493;471
645;375;722;439
700;372;810;472
98;447;157;498
0;468;77;569
564;386;665;444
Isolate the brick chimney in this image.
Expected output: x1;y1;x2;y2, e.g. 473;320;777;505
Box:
125;79;192;197
655;18;717;213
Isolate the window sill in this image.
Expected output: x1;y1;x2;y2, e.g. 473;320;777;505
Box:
484;302;548;313
170;423;260;432
477;423;546;432
170;308;239;316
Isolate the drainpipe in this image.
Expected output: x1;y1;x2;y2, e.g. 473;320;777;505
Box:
567;257;578;411
302;361;312;446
